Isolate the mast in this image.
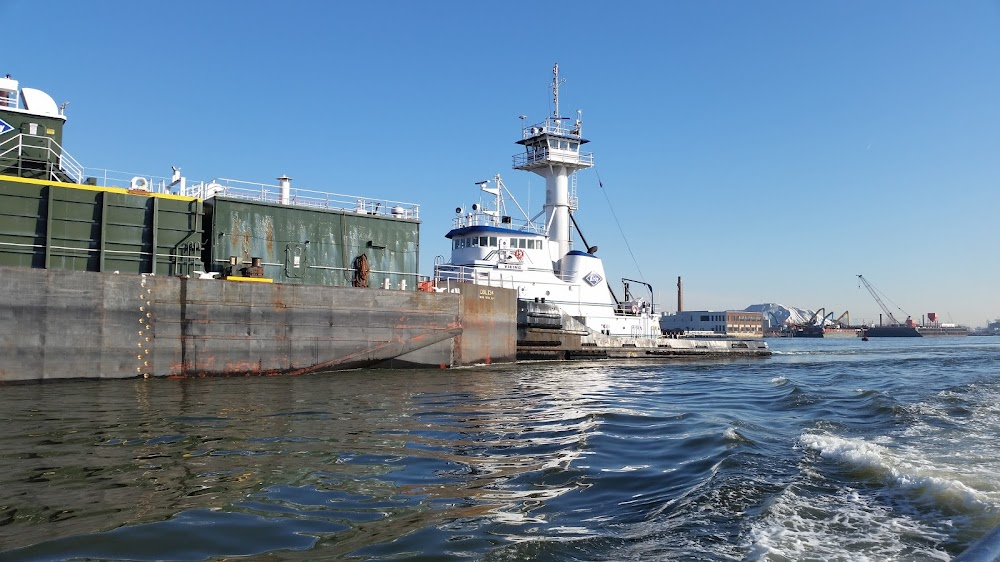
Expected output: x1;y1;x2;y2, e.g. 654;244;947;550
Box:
552;63;562;121
512;64;594;268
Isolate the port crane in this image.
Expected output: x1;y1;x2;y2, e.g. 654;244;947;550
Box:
857;275;909;326
802;308;826;327
834;310;849;327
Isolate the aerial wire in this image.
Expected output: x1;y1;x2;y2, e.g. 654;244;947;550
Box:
594;171;645;281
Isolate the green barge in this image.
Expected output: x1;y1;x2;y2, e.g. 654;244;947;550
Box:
0;77;515;381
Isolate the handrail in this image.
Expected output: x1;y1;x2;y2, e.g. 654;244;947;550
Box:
183;177;420;219
0;133;82;182
512;147;594;168
451;210;546;234
0;134;419;219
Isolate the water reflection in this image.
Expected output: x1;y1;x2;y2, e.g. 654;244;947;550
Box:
1;363;618;559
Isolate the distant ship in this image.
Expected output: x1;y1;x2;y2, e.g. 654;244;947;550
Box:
862;322;969;338
791;325;862;338
970;319;1000;336
857;275;969;338
790;308;861;338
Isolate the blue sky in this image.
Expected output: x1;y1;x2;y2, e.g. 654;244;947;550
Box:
5;1;999;327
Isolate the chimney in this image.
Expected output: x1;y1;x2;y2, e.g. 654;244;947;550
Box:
677;276;684;312
277;175;292;205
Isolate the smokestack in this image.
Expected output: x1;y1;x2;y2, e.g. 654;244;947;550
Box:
277;175;292;205
677;276;683;312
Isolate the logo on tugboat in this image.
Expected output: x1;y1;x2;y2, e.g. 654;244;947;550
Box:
0;118;13;135
583;271;603;287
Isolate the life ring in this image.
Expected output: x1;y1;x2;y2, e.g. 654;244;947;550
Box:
513;249;524;260
631;304;639;314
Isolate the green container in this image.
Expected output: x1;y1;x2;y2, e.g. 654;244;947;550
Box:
206;197;420;288
0;177;203;275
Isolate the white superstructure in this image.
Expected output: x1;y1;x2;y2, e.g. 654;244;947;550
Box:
434;65;659;338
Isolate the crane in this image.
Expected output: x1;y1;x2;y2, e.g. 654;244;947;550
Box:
857;275;909;326
802;307;825;327
834;310;849;327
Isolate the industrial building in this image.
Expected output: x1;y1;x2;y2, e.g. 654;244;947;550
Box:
659;310;765;339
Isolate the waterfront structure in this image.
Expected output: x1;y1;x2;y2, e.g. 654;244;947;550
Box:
658;310;766;339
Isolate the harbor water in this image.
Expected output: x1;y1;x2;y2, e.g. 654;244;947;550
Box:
2;338;999;561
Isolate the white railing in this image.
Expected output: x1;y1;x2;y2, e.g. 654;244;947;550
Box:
433;263;577;288
451;209;545;234
79;168;174;192
0;133;83;183
182;178;419;219
512;147;594;169
0;134;420;219
521;117;580;139
36;166;420;220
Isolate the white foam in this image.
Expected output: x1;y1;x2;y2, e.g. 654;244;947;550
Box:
747;483;952;561
799;432;996;515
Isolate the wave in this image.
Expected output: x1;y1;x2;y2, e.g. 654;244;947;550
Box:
800;433;997;514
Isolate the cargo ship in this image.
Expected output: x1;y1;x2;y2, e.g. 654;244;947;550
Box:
792;325;862;338
790;309;860;338
0;68;767;382
856;276;968;338
861;321;969;338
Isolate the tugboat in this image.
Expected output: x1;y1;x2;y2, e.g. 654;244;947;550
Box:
434;65;769;360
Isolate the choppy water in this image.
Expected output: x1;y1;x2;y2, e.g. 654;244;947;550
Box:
1;337;999;561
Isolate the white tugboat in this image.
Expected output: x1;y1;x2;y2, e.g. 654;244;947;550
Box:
434;65;769;360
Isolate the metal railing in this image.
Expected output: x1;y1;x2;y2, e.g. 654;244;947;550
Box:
512;147;594;169
183;178;420;219
450;209;545;234
79;168;174;192
520;117;581;139
0;133;83;183
433;263;576;287
0;134;420;219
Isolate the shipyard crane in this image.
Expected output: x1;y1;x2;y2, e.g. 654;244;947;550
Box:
835;311;849;327
857;275;908;326
802;308;826;327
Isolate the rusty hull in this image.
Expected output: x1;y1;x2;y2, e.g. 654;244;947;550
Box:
0;266;479;381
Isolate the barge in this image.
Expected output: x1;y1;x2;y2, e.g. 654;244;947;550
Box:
0;67;767;382
0;76;513;381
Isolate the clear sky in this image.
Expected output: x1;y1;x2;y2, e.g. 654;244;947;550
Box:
5;1;998;327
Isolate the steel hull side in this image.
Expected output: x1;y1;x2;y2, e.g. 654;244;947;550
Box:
863;326;921;337
0;266;463;382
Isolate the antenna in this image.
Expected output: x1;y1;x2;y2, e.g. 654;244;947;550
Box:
551;63;565;119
